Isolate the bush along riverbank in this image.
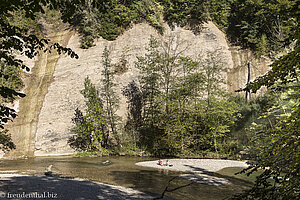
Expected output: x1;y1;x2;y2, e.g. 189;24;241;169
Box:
73;146;247;161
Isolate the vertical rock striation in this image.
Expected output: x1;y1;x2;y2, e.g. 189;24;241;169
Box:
5;31;73;158
227;47;271;97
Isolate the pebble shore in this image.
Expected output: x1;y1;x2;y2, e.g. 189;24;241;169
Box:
136;159;249;186
136;159;248;173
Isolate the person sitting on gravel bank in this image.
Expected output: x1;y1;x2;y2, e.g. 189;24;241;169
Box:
164;160;168;166
157;159;162;165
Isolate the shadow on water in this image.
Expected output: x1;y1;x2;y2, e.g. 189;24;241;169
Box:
0;176;156;200
102;162;252;200
0;157;253;200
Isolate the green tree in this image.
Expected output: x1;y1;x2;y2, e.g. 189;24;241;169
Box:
101;46;120;145
136;37;162;129
136;36;194;153
136;37;239;155
234;83;299;199
76;0;101;49
163;56;204;153
205;0;234;30
159;0;207;29
122;80;143;152
68;108;91;151
233;2;299;198
163;102;200;153
204;98;239;153
135;37;166;153
228;94;276;155
227;0;296;54
68;0;164;48
198;50;227;107
68;77;106;154
0;64;24;103
197;50;238;153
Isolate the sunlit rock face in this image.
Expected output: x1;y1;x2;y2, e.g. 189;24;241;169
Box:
4;22;270;158
228;47;270;96
4;31;71;159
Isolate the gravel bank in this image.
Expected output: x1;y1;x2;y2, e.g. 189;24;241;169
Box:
136;159;248;173
136;159;248;186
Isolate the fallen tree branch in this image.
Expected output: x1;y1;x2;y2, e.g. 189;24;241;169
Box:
153;176;194;199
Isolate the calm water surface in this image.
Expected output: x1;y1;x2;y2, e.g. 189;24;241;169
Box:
0;156;254;200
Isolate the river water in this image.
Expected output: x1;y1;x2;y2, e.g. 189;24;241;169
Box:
0;156;253;200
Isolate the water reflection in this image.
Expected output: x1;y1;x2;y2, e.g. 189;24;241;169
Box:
157;168;169;175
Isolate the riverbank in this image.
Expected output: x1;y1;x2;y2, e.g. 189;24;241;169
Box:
0;174;171;200
136;159;249;186
136;159;248;173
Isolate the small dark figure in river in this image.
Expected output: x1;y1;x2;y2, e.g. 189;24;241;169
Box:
103;160;112;165
45;165;53;176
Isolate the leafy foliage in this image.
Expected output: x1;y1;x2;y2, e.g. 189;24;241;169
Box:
66;0;213;48
233;83;300;199
232;2;300;198
159;0;207;28
70;47;121;151
205;0;233;30
0;0;80;151
69;0;164;48
228;94;275;155
21;0;296;57
227;0;297;54
122;80;143;151
122;81;143;133
68;77;106;153
0;64;24;103
134;37;240;155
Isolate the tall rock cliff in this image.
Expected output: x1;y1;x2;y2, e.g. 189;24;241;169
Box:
5;22;270;158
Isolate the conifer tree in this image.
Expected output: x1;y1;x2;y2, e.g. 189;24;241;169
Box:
136;37;162;128
68;77;106;154
100;46;120;145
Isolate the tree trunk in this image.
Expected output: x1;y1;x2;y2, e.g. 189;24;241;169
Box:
245;61;251;101
214;134;218;153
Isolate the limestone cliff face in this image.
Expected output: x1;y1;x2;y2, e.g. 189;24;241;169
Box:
228;47;271;96
5;22;270;158
4;30;73;158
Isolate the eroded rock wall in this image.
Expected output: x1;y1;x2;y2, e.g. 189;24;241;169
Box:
4;30;73;158
228;47;271;96
5;22;270;158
